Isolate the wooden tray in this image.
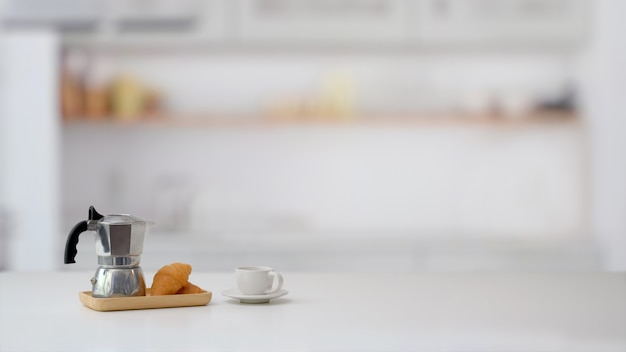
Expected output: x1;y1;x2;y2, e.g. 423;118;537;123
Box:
79;289;212;312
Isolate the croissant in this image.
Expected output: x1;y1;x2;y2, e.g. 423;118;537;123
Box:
177;282;203;294
150;263;192;296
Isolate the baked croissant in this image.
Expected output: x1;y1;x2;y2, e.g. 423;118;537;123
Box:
177;282;203;294
151;263;192;296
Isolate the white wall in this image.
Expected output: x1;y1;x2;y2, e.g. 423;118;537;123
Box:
62;123;586;239
581;0;626;270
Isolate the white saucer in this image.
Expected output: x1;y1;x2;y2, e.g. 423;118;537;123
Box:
221;289;288;304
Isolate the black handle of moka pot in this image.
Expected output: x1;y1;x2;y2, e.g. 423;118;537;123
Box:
64;206;105;264
64;220;87;264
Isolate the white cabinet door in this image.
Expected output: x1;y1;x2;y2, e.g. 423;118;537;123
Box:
236;0;408;45
409;0;589;47
0;0;101;30
60;0;230;46
110;0;201;22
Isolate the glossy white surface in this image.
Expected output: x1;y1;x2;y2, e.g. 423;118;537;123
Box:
1;272;625;351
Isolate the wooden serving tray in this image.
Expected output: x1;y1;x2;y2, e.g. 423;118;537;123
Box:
79;289;212;312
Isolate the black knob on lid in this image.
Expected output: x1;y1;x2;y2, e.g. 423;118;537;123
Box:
89;206;104;221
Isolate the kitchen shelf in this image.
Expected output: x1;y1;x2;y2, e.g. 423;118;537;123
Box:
63;111;579;129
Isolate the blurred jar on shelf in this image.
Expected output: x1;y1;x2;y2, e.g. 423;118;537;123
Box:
496;90;536;120
84;56;114;120
60;50;88;120
110;74;163;121
111;74;145;121
263;70;357;122
143;88;163;117
320;70;356;120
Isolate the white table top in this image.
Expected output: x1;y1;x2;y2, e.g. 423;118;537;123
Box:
1;271;625;352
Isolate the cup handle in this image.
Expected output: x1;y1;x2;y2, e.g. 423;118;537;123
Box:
265;271;283;294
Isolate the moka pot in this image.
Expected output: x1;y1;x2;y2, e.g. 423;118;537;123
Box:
64;206;154;298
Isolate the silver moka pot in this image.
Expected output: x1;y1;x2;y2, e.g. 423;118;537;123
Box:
64;206;154;298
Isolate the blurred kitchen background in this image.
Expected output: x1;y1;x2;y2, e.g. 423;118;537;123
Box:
0;0;624;272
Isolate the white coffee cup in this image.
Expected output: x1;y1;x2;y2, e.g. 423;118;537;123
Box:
236;266;284;295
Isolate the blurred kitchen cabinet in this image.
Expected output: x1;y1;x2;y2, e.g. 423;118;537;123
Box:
409;0;589;47
59;0;230;47
111;0;200;22
0;0;102;32
235;0;408;45
106;0;228;44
